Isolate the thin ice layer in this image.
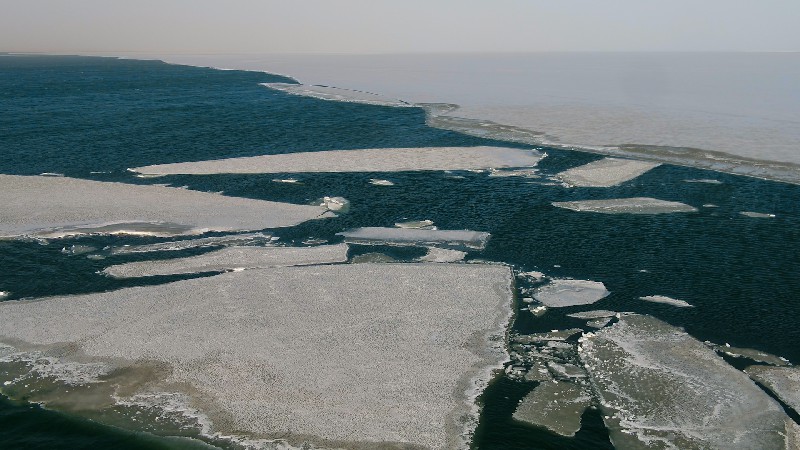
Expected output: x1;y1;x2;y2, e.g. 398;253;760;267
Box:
263;82;411;107
0;175;326;238
131;146;542;175
533;279;610;307
338;227;490;250
103;244;349;278
553;197;697;214
745;366;800;413
639;295;694;308
0;263;514;450
513;381;592;437
579;314;792;449
110;233;273;255
557;158;660;187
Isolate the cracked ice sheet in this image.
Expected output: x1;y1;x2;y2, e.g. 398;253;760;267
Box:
130;146;542;175
0;263;513;450
745;366;800;413
103;244;349;278
552;197;697;215
557;158;660;187
513;381;592;437
0;175;326;239
579;314;793;449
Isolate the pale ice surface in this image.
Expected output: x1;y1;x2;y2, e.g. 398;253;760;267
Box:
566;310;618;320
338;227;490;250
110;233;273;255
395;219;436;230
553;197;698;214
131;146;542;176
154;53;800;184
512;381;592;437
533;279;610;307
0;175;327;239
0;263;514;450
740;211;776;218
745;366;800;413
418;247;467;263
557;158;660;187
579;314;794;449
639;295;694;308
263;82;411;107
369;178;395;186
103;244;349;278
710;344;790;367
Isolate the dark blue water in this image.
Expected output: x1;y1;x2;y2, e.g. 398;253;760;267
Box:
1;55;799;449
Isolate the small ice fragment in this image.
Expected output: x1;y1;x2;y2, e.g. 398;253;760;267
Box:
272;178;300;183
552;197;697;214
586;317;612;329
740;211;776;218
639;295;693;308
534;279;610;307
684;179;723;184
395;219;436;230
557;158;660;187
518;271;546;282
0;291;9;299
567;310;617;320
528;305;547;317
39;172;64;177
369;179;395;186
317;196;350;213
2;381;11;386
338;227;490;250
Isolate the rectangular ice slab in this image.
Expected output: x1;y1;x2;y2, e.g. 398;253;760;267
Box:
579;314;794;449
0;263;514;450
103;244;349;278
131;146;542;175
337;227;490;250
557;158;660;187
0;175;326;238
552;197;697;214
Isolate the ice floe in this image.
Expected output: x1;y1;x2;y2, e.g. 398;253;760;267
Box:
369;178;395;186
684;178;723;184
263;82;411;107
394;219;436;230
0;263;514;450
0;291;10;300
417;247;467;263
513;381;592;437
0;175;327;239
566;310;618;320
315;196;350;213
745;366;800;413
579;314;794;449
552;197;698;214
708;343;791;366
533;279;610;307
557;158;660;187
740;211;776;218
337;227;490;250
110;233;273;255
639;295;694;308
130;146;543;175
103;244;349;278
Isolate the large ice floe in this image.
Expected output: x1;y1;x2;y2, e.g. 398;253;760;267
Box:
338;227;490;251
533;279;610;307
513;381;593;437
579;314;796;449
745;366;800;413
263;82;412;107
557;158;660;187
103;244;349;278
552;197;698;214
0;175;326;238
639;295;694;308
130;146;542;175
0;262;514;450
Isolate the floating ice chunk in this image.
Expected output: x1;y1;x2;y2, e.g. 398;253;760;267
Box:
263;82;411;107
586;317;613;329
513;381;592;437
740;211;776;218
567;310;617;320
316;196;350;213
369;178;395;186
418;247;466;263
547;362;587;380
552;197;698;214
580;314;792;449
513;329;583;344
0;291;8;300
709;344;791;366
0;175;327;239
639;295;694;308
39;172;64;177
271;178;300;183
110;233;273;255
557;158;660;187
395;219;436;230
534;279;610;307
103;244;349;278
337;227;490;250
684;179;723;184
528;305;548;317
524;360;554;383
0;263;513;450
746;366;800;417
60;245;97;255
518;270;547;282
130;146;543;175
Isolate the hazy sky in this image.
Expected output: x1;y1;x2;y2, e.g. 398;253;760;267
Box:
2;0;799;54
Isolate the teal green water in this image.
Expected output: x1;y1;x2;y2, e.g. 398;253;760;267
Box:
1;55;799;449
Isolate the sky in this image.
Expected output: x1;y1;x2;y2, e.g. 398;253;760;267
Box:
2;0;799;54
